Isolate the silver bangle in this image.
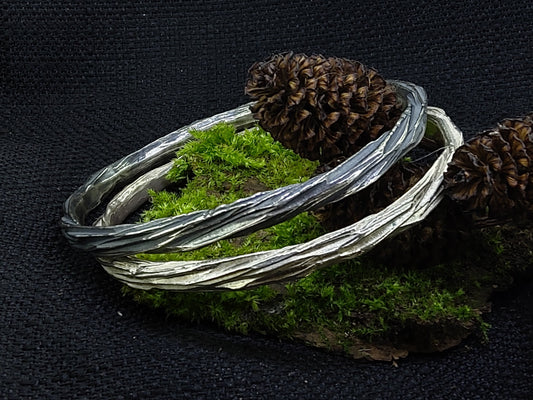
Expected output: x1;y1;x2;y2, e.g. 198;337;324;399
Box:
61;81;463;291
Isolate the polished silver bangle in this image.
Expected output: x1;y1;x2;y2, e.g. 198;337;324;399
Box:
61;81;462;291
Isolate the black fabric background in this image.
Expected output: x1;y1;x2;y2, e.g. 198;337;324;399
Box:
1;1;532;398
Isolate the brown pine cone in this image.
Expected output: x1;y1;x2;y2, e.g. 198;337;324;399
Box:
444;113;533;219
245;53;402;164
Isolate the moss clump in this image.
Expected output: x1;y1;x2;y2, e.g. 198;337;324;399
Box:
124;122;530;361
124;249;490;357
126;260;480;336
141;122;319;221
125;221;531;360
137;122;322;263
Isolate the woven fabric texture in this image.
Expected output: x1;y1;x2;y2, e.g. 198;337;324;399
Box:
1;1;532;398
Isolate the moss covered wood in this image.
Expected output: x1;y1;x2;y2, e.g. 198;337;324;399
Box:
123;122;532;361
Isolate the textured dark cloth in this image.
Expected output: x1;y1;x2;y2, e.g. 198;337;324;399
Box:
1;1;532;399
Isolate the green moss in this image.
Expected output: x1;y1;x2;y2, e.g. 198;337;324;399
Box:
123;122;530;358
281;258;484;336
122;255;490;342
141;122;318;222
125;230;519;356
137;123;321;262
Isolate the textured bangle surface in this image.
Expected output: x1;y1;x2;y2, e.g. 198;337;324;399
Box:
60;81;465;292
62;81;426;256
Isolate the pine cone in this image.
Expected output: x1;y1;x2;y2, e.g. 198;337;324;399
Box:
444;113;533;219
245;53;402;164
